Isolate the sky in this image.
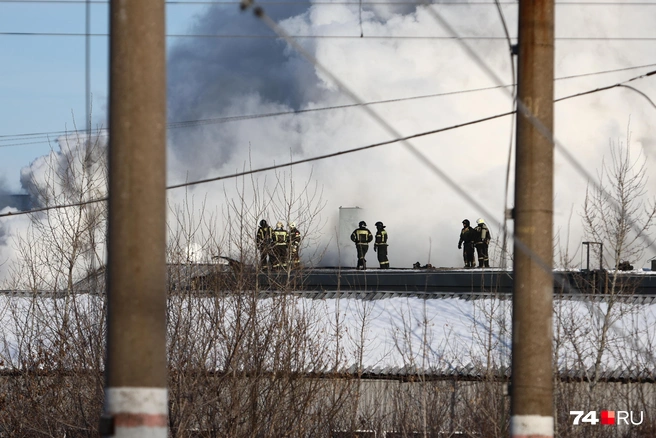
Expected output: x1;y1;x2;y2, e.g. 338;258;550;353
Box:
1;0;656;277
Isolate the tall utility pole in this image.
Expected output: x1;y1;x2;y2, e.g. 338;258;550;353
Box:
511;1;555;437
102;1;168;437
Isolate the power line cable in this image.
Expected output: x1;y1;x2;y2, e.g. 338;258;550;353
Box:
5;30;656;40
556;63;656;80
555;74;656;109
492;0;516;381
493;0;516;270
0;109;513;219
0;86;510;146
2;63;656;146
0;75;653;218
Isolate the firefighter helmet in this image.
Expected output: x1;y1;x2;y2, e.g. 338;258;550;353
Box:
462;219;470;226
289;222;296;229
477;218;485;225
260;219;268;227
375;221;384;228
359;221;367;227
276;221;283;228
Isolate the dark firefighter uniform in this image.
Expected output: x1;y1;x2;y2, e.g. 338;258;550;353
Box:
474;218;491;268
256;220;273;269
288;222;301;267
374;221;389;269
458;219;476;268
272;222;289;269
350;221;373;270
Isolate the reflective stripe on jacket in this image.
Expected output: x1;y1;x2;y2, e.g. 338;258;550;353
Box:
351;228;373;245
272;229;288;245
375;229;388;246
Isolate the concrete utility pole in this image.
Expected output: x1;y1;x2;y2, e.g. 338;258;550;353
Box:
102;1;168;437
511;1;555;437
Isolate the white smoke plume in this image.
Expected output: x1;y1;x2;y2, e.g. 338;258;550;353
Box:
0;132;107;286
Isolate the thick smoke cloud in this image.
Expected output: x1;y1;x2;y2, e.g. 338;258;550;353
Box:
167;2;326;176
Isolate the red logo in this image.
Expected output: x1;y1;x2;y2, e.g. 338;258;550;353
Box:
601;411;615;425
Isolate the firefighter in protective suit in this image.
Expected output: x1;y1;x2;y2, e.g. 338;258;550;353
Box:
271;221;289;269
351;221;373;270
458;219;476;268
474;218;491;267
374;221;389;269
256;219;273;269
288;222;301;267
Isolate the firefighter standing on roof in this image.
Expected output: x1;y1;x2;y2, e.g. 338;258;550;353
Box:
374;221;389;269
272;221;289;269
458;219;476;268
256;219;273;269
351;221;373;270
474;218;491;267
288;222;301;267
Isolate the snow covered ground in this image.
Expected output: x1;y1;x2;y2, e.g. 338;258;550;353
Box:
2;293;655;377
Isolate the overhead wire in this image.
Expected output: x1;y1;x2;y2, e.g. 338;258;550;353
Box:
0;110;513;219
85;0;91;135
555;71;656;109
492;0;516;375
358;0;363;37
493;0;516;270
2;63;656;147
0;84;511;147
5;31;656;40
0;75;654;226
555;63;656;80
